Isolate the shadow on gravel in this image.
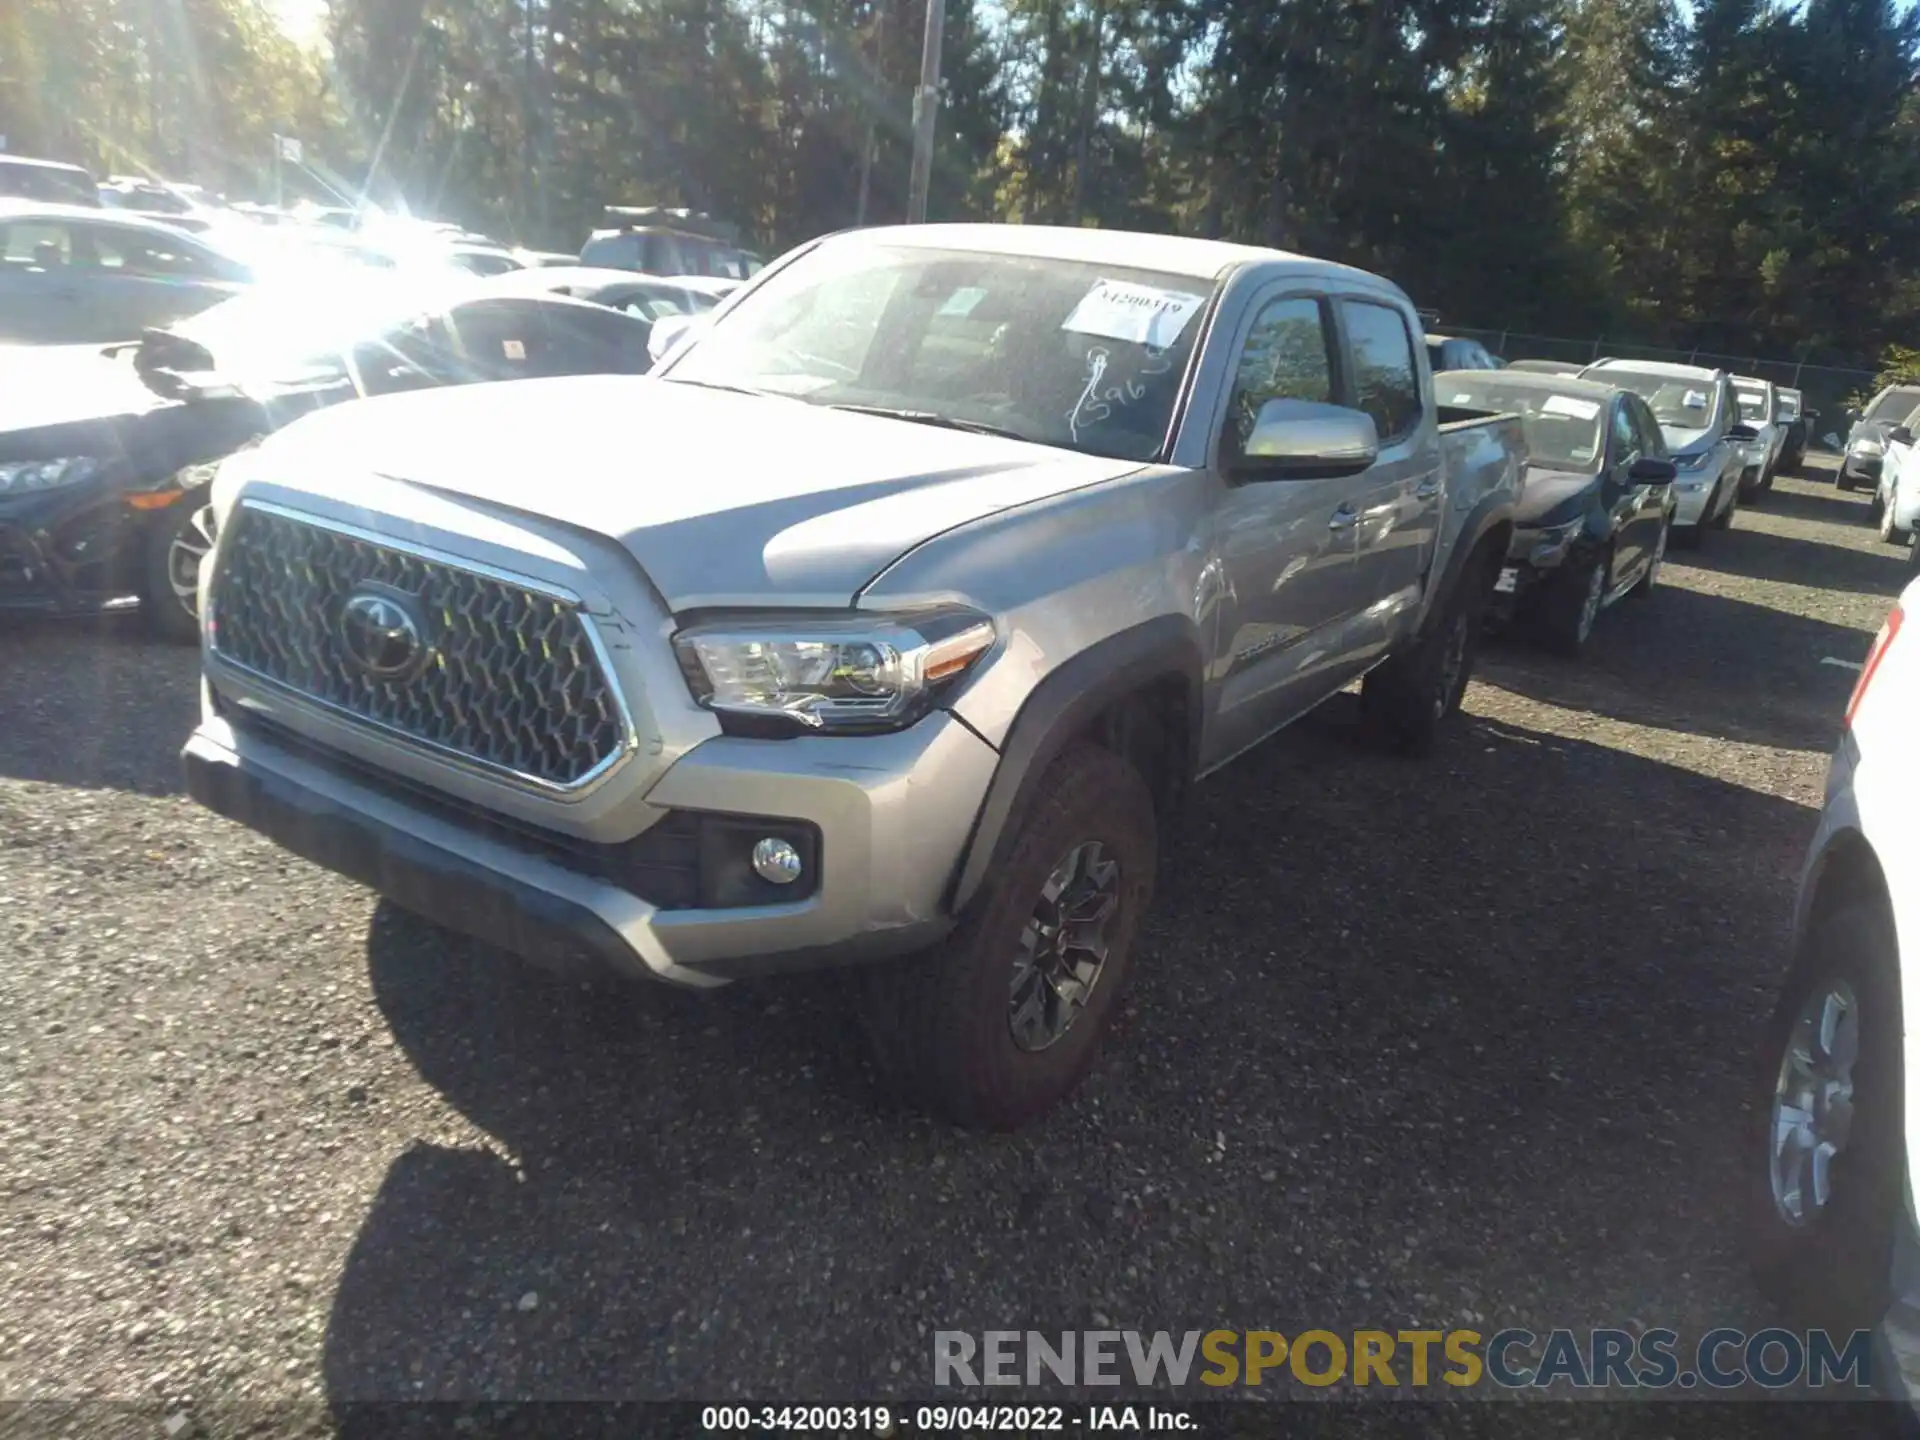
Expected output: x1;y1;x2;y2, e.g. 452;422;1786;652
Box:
1480;584;1863;754
1750;483;1871;530
323;705;1815;1404
0;618;200;794
1687;523;1914;598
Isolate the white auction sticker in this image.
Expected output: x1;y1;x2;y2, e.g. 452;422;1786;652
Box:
1542;394;1600;420
1062;279;1206;349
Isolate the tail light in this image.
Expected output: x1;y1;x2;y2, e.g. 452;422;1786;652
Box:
1846;603;1904;728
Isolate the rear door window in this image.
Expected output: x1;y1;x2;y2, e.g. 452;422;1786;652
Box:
1340;300;1422;442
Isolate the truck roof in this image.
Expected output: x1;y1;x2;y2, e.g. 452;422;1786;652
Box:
837;223;1395;289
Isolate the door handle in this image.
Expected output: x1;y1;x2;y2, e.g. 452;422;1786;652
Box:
1328;504;1359;531
1414;475;1442;501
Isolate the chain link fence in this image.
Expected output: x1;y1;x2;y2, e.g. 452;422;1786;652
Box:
1442;327;1878;449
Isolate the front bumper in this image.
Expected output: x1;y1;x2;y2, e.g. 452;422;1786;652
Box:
1669;474;1721;527
1843;453;1885;484
1489;523;1589;614
182;699;1000;987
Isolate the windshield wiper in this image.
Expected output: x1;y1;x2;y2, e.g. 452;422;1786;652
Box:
662;376;784;400
821;403;1033;443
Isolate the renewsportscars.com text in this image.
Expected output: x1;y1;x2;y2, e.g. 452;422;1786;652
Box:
933;1328;1873;1390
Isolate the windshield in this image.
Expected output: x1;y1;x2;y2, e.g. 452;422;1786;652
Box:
663;243;1212;461
1591;368;1720;431
1734;386;1770;420
1865;387;1920;423
1439;379;1605;472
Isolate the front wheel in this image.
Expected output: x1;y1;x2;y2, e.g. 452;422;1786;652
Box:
1836;470;1858;493
858;742;1157;1130
1746;903;1902;1332
1360;568;1484;756
1535;549;1608;656
1878;496;1911;548
1710;480;1737;530
139;497;216;645
1628;521;1668;599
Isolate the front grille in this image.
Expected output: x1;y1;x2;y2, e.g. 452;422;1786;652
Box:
209;503;629;790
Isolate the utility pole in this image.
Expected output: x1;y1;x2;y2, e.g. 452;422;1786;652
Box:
906;0;946;224
856;7;886;225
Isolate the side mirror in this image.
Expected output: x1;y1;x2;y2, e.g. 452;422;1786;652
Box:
1231;399;1380;480
647;312;707;365
1727;423;1759;442
1629;457;1677;486
1891;425;1915;446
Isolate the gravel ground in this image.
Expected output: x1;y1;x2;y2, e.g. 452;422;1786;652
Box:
0;460;1907;1424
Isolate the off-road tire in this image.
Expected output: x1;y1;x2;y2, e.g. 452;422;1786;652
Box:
1747;903;1903;1334
857;742;1157;1131
1360;565;1486;757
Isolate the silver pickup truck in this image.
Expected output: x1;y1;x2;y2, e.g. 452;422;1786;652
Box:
182;224;1523;1129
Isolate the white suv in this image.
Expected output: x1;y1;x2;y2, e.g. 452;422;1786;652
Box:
1747;579;1920;1389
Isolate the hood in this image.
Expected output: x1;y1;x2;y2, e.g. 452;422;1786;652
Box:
0;344;170;436
1515;464;1602;526
254;374;1144;611
1661;424;1714;455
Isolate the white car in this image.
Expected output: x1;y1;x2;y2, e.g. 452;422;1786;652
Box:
1873;422;1920;569
1748;578;1920;1391
1732;375;1784;498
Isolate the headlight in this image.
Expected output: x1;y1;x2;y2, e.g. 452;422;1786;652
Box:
0;457;103;494
1675;449;1717;470
673;609;996;733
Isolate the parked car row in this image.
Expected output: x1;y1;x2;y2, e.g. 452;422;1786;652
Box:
0;275;702;638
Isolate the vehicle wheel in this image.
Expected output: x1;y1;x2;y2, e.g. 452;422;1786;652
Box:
1878;497;1911;548
1359;568;1486;757
1629;522;1667;599
1710;481;1737;530
1836;470;1858;493
1747;903;1903;1332
857;742;1156;1130
139;497;216;645
1536;549;1608;656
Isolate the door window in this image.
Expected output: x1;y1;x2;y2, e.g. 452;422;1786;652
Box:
1;221;73;268
87;226;220;279
1339;300;1422;442
1628;399;1666;458
1222;295;1334;455
1611;404;1641;466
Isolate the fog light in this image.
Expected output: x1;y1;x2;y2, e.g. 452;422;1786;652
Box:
751;837;804;885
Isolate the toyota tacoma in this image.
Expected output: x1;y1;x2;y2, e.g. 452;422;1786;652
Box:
182;224;1522;1129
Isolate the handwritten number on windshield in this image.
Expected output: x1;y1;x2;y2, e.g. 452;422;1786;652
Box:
1067;344;1172;445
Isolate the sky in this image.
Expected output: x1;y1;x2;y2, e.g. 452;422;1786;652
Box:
270;0;328;46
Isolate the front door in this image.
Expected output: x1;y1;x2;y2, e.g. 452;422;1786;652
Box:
1200;289;1377;770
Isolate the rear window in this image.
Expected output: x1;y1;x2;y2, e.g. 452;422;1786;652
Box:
0;160;97;206
579;233;643;271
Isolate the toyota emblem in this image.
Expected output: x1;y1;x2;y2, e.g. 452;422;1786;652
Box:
339;590;429;680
